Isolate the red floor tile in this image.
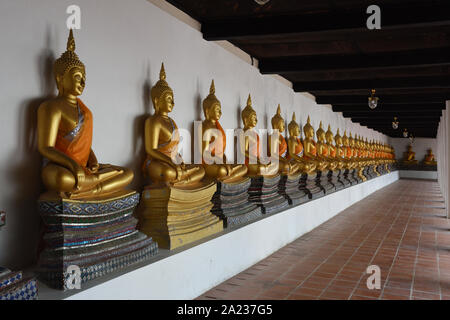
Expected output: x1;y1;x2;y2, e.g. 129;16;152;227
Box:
196;180;447;300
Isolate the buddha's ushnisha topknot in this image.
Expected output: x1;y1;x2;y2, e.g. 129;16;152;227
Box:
54;29;85;77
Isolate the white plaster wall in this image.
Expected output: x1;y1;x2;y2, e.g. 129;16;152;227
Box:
390;137;437;162
0;0;389;268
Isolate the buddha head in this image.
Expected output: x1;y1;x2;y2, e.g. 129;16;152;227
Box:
203;80;221;121
288;113;301;138
349;133;355;147
325;125;334;145
303;116;315;139
342;130;349;147
316;121;326;143
271;104;285;133
242;94;257;129
334;129;343;147
151;63;174;114
54;29;86;97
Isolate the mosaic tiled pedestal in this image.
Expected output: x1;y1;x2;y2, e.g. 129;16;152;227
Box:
337;169;351;188
329;170;345;191
211;178;262;228
299;172;325;200
37;190;158;290
279;173;309;206
0;268;38;300
316;170;335;195
248;175;290;214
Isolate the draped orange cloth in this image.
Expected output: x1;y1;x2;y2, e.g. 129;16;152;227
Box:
321;144;328;157
329;146;336;158
337;148;345;158
303;140;317;160
143;117;179;172
202;121;226;164
287;138;303;160
346;147;352;159
278;135;287;157
55;98;92;167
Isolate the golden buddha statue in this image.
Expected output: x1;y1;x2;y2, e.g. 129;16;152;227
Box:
242;94;278;177
316;122;338;171
423;148;437;166
144;63;205;186
402;144;418;165
333;129;347;170
269;105;303;175
286;113;316;175
201;80;247;182
302;116;328;172
342;131;356;169
37;30;133;199
325;125;342;169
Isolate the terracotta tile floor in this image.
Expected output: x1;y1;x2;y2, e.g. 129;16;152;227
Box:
197;179;450;300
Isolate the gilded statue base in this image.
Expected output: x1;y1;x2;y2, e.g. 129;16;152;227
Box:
299;173;325;200
0;268;38;300
316;170;336;195
37;190;158;290
279;173;309;206
211;178;263;228
328;170;345;192
248;175;290;215
139;181;223;250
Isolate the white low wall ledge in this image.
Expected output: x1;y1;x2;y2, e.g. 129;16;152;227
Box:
38;171;399;300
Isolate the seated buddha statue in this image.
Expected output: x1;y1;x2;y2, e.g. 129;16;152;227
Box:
402;145;418;165
342;131;356;169
328;126;345;171
201;80;247;182
316;122;338;171
37;30;133;199
333;129;347;170
286;113;316;175
144;63;205;186
423;148;437;166
302;116;328;172
268;105;302;175
242;94;278;177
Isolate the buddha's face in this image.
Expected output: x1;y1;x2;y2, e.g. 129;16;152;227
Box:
58;66;85;96
305;126;314;138
335;136;342;146
273;119;285;133
289;124;300;138
207;102;222;121
156;92;174;113
317;131;325;142
244;111;257;128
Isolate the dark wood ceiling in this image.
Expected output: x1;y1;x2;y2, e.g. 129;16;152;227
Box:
166;0;450;138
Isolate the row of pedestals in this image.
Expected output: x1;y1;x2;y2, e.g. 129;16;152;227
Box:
36;163;397;291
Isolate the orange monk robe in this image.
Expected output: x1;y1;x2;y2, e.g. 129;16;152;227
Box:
329;146;337;158
55;98;92;168
286;138;304;161
303;140;317;161
143;117;180;172
203;121;227;164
